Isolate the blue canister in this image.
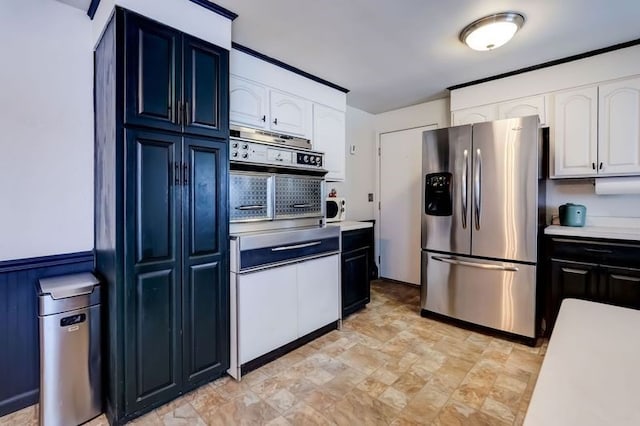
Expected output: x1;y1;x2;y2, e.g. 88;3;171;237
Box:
559;203;587;227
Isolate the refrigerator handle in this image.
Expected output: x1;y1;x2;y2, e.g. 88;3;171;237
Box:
431;255;519;272
461;149;468;229
474;148;482;230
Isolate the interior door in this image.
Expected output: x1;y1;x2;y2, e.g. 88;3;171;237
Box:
379;125;436;285
181;137;229;386
471;117;539;263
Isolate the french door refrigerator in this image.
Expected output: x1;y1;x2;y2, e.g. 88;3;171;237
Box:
421;116;544;339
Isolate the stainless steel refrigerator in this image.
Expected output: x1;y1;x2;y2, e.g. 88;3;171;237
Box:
420;116;545;339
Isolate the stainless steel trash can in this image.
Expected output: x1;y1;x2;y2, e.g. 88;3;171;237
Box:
38;273;102;426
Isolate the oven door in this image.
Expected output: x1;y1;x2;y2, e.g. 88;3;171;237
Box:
274;175;324;220
230;171;273;222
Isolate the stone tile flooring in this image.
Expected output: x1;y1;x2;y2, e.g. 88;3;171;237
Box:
0;280;546;425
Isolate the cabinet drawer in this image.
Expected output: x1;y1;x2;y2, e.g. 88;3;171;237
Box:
549;237;640;267
342;227;373;253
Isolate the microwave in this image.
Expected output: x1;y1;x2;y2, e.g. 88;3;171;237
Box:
325;197;346;222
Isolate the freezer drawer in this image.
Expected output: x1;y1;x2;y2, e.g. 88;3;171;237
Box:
421;251;536;338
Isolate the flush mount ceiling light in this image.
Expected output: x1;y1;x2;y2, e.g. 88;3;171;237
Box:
460;12;525;51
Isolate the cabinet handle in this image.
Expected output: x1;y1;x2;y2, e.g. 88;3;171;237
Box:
184;101;190;125
273;118;278;125
183;163;189;185
592;162;596;170
584;248;613;254
261;115;266;122
599;162;603;170
174;162;181;185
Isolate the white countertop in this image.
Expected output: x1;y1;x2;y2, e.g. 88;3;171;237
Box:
524;299;640;426
327;220;373;232
544;216;640;241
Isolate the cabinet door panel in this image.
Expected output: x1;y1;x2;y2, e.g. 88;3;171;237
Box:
601;266;640;309
598;78;640;175
183;36;229;138
125;130;182;411
498;95;546;125
238;266;298;363
230;76;268;129
182;137;229;385
342;247;370;317
313;104;345;181
125;13;181;132
550;260;598;332
552;87;598;177
269;90;312;138
297;255;340;336
451;105;497;126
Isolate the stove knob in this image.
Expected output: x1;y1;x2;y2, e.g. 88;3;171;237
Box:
304;155;309;163
242;144;248;150
232;151;238;158
232;142;238;148
242;153;248;159
316;157;321;164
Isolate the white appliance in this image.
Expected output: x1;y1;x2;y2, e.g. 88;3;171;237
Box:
325;197;346;222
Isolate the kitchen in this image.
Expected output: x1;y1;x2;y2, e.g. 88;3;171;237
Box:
1;0;640;425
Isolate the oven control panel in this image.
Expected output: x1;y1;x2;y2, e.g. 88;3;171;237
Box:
231;139;324;170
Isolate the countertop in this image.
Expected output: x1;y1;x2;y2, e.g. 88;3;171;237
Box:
544;216;640;241
524;299;640;425
327;220;373;232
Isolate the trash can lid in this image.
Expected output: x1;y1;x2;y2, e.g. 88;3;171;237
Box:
39;272;100;300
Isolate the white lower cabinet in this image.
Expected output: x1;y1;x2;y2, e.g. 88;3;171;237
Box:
233;254;340;372
313;104;346;181
598;77;640;176
237;264;298;364
297;255;340;336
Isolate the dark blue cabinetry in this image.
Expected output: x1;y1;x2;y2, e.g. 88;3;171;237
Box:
95;8;229;424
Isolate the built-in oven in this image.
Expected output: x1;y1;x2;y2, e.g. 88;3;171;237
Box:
229;172;273;223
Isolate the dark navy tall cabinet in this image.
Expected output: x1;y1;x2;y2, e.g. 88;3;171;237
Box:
94;8;229;424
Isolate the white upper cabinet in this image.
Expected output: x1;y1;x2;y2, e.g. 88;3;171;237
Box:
229;75;268;129
269;90;312;138
498;95;547;125
313;104;346;181
598;77;640;176
451;104;497;126
552;86;598;178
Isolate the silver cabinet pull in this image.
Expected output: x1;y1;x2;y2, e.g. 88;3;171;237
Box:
271;241;322;252
461;149;468;229
431;256;518;272
474;148;482;230
236;205;266;210
292;203;313;208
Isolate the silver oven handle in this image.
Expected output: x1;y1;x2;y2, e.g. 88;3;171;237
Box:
431;256;518;272
235;205;266;210
292;203;313;208
271;241;322;252
461;149;468;229
474;148;482;231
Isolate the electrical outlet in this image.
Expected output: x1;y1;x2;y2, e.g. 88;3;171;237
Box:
368;193;374;202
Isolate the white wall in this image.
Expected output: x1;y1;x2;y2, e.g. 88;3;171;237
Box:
375;98;450;134
329;106;376;220
0;0;93;261
546;180;640;219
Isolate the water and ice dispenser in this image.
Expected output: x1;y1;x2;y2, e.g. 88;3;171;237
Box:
424;172;453;216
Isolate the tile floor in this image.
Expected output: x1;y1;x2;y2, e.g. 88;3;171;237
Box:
0;280;546;425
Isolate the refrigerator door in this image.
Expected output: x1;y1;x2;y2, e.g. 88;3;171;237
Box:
421;126;472;255
471;116;539;263
421;250;536;338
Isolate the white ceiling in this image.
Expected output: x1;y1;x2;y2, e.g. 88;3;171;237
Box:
214;0;640;113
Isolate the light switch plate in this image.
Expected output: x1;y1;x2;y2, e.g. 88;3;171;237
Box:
368;193;374;202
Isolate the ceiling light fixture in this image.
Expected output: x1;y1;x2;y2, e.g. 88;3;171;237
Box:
460;12;525;51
